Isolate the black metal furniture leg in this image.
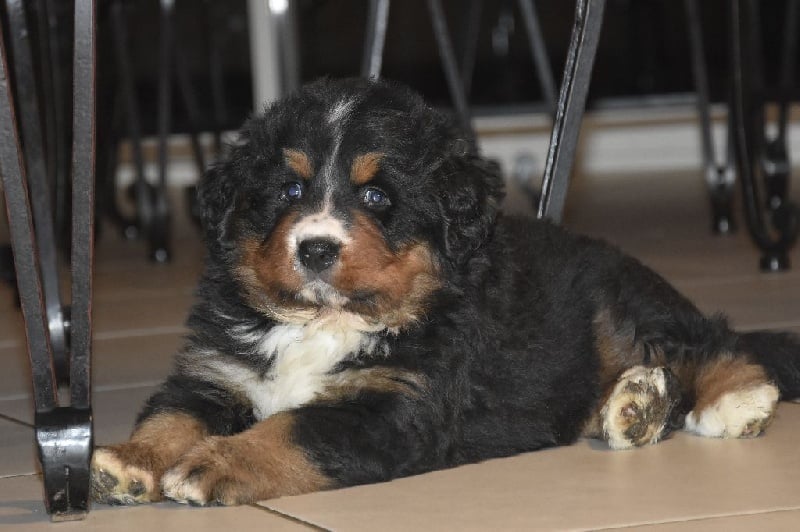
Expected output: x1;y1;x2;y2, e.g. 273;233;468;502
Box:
762;0;798;211
518;0;557;113
457;0;482;98
0;0;96;520
730;0;799;271
151;0;174;264
425;0;475;144
205;0;229;155
70;0;96;413
111;0;151;241
684;0;736;234
362;0;390;78
174;43;207;179
4;0;70;382
537;0;606;222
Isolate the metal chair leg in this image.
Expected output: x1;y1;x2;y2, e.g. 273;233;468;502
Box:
151;0;175;264
426;0;475;145
111;0;150;241
762;0;798;211
362;0;390;78
730;0;799;271
4;0;69;382
684;0;736;234
537;0;606;223
0;0;96;520
518;0;557;113
456;0;482;99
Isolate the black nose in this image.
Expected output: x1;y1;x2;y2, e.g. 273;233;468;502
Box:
298;238;340;273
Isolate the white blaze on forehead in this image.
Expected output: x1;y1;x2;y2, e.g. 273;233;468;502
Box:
287;204;351;252
321;97;357;192
327;97;356;125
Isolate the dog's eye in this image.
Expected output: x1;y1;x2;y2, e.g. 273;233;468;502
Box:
283;182;303;201
363;187;391;209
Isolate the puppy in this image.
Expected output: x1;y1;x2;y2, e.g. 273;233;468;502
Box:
91;78;800;506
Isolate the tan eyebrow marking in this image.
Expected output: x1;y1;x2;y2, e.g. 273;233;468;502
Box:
283;148;313;180
350;152;384;185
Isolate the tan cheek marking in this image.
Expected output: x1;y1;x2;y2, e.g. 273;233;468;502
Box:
350;152;384;185
334;213;441;327
234;213;308;313
284;148;314;180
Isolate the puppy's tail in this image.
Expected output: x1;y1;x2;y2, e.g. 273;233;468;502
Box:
738;330;800;400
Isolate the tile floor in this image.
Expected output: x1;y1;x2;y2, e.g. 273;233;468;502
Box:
1;169;799;530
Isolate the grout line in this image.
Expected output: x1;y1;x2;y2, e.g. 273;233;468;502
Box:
248;503;331;531
0;325;187;351
94;325;187;341
592;506;800;530
0;413;33;428
0;380;162;403
735;320;800;332
0;472;39;481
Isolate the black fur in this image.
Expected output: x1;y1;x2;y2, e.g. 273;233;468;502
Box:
135;78;800;497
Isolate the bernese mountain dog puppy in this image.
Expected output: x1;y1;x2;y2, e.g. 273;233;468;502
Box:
91;77;800;506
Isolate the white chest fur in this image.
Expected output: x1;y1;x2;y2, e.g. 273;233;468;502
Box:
209;314;383;420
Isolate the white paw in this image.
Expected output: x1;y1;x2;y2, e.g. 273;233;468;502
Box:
685;383;779;438
602;366;673;450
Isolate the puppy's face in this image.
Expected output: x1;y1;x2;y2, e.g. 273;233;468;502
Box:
200;79;503;329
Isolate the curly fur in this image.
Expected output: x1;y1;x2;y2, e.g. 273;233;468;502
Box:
91;78;800;506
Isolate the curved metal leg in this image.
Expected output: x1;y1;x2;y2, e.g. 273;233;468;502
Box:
362;0;390;78
456;0;482;98
537;0;607;222
0;0;96;519
152;0;175;263
730;0;799;271
684;0;736;234
762;0;798;211
425;0;475;144
4;0;70;382
518;0;557;113
111;0;150;241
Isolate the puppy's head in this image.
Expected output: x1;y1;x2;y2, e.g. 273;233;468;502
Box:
200;78;503;328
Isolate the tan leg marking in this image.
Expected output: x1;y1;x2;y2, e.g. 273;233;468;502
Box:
91;412;207;504
686;356;779;438
161;412;331;506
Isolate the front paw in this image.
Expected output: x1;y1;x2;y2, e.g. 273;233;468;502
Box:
161;437;258;506
91;446;159;505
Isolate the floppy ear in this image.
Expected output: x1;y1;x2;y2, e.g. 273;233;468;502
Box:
436;153;505;265
196;161;238;255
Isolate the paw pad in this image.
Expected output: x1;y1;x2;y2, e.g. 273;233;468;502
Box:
602;366;679;450
91;448;157;505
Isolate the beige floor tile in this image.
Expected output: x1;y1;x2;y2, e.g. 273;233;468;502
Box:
625;510;800;531
0;474;313;531
1;331;180;400
0;294;191;350
0;420;36;478
675;277;800;330
261;404;800;531
0;385;158;446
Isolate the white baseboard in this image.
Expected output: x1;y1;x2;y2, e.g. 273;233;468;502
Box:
114;105;800;186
